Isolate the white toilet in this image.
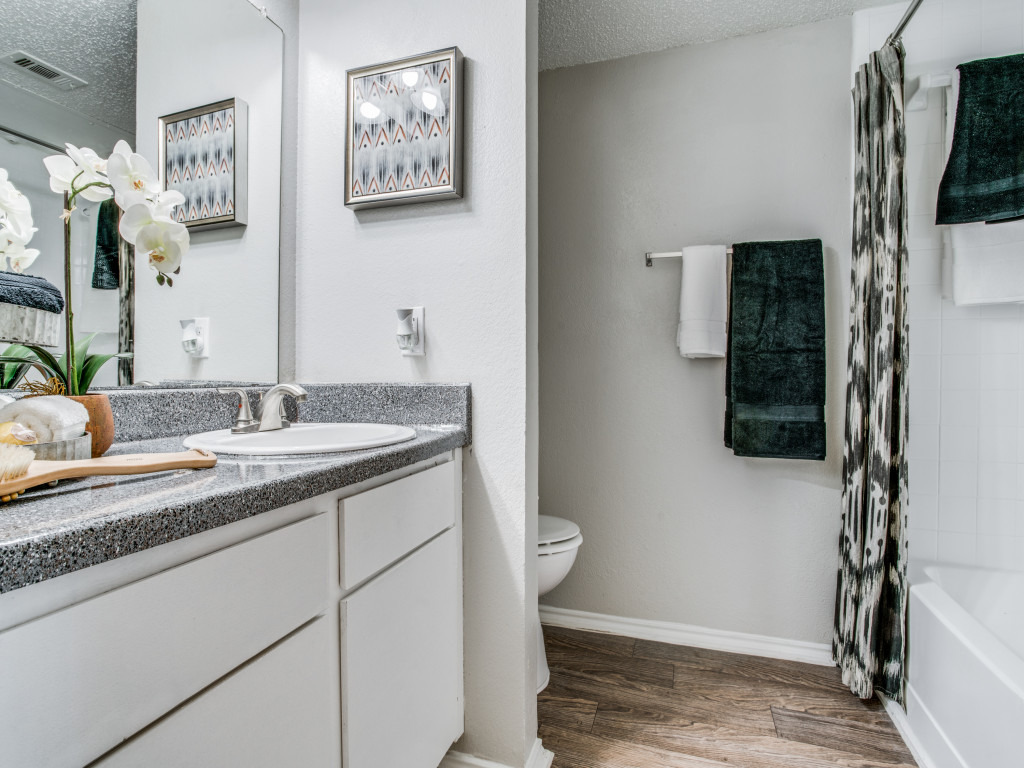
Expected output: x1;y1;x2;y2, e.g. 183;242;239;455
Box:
536;514;583;693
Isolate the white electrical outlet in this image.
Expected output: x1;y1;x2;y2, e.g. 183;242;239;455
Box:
395;307;425;356
180;317;210;358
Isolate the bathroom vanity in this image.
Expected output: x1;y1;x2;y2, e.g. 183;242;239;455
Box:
0;384;469;768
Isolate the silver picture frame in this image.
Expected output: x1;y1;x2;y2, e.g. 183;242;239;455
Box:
158;97;248;229
345;47;463;210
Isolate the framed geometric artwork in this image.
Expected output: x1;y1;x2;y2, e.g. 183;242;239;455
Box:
158;97;248;229
345;47;463;210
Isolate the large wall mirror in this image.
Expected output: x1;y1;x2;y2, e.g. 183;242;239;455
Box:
0;0;282;387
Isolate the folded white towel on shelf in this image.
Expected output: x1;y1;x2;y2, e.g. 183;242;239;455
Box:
0;395;88;443
943;220;1024;305
676;245;728;358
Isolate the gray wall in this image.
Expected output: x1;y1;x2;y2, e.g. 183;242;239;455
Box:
539;16;853;645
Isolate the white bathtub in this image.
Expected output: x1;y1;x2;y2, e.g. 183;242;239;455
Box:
908;563;1024;768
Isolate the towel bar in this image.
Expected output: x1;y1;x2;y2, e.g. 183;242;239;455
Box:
645;248;733;267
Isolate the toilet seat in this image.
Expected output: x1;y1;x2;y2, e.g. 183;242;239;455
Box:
539;515;580;546
538;532;583;556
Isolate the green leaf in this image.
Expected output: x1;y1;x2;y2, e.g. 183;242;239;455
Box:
23;345;67;388
72;333;98;380
78;353;116;393
0;345;32;389
1;363;28;389
0;355;60;382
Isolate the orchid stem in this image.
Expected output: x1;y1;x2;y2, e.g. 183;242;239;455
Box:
66;181;114;209
62;180;114;395
62;191;77;396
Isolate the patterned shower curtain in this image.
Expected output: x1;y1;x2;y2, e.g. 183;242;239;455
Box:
833;43;910;705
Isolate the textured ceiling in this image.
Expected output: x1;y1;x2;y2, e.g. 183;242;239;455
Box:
0;0;137;133
539;0;898;70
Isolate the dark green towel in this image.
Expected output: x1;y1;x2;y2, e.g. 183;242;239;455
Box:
725;239;826;460
92;198;120;290
0;271;64;313
937;54;1024;225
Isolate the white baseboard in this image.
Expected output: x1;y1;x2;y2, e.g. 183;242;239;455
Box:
442;738;552;768
878;692;938;768
539;605;833;666
527;738;554;768
440;751;510;768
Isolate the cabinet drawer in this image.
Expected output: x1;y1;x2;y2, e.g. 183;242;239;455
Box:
340;460;455;589
0;512;328;768
96;617;334;768
341;528;463;768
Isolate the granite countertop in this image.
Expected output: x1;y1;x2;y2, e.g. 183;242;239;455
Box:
0;383;470;594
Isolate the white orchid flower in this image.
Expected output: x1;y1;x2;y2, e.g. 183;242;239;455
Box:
66;144;108;177
136;219;188;276
107;146;159;209
0;168;32;221
1;213;37;246
0;169;37;256
42;153;76;195
0;241;40;273
43;144;112;203
118;202;165;244
149;189;185;218
119;201;190;278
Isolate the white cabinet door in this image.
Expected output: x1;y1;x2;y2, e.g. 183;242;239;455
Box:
0;513;328;768
96;617;334;768
341;528;463;768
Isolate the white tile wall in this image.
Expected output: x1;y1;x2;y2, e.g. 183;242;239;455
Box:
856;1;1024;571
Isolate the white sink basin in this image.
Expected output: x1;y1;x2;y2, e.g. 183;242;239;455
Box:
183;422;417;456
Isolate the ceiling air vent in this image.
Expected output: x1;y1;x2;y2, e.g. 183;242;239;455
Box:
0;51;87;91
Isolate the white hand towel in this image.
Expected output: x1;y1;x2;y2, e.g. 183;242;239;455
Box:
0;395;88;443
677;245;728;358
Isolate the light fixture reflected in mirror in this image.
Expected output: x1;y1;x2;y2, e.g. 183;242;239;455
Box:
358;100;382;120
411;87;445;116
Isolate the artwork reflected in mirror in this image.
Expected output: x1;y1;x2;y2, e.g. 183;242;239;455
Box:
160;97;248;230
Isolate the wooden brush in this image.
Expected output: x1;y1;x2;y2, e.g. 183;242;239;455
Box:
0;444;218;502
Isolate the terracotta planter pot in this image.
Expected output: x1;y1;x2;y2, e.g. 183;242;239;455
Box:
70;394;115;458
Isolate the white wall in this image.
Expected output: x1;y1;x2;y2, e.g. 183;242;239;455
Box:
134;0;281;383
855;0;1024;572
539;16;853;645
295;2;538;766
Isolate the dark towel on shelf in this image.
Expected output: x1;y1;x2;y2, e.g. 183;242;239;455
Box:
937;54;1024;225
92;198;120;289
725;239;826;460
0;271;64;314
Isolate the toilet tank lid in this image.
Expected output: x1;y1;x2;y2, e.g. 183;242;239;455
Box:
539;515;581;545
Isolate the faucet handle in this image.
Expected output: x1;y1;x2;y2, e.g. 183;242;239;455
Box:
218;388;258;433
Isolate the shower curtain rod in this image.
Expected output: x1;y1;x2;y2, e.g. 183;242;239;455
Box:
886;0;925;47
0;124;62;153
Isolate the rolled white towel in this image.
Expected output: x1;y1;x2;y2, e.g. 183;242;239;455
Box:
0;396;88;443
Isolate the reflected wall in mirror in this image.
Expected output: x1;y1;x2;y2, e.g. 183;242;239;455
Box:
0;0;281;387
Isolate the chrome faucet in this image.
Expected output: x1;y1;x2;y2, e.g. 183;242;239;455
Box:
218;388;259;434
257;383;308;432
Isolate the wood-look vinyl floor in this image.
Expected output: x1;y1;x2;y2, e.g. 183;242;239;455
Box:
538;626;917;768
